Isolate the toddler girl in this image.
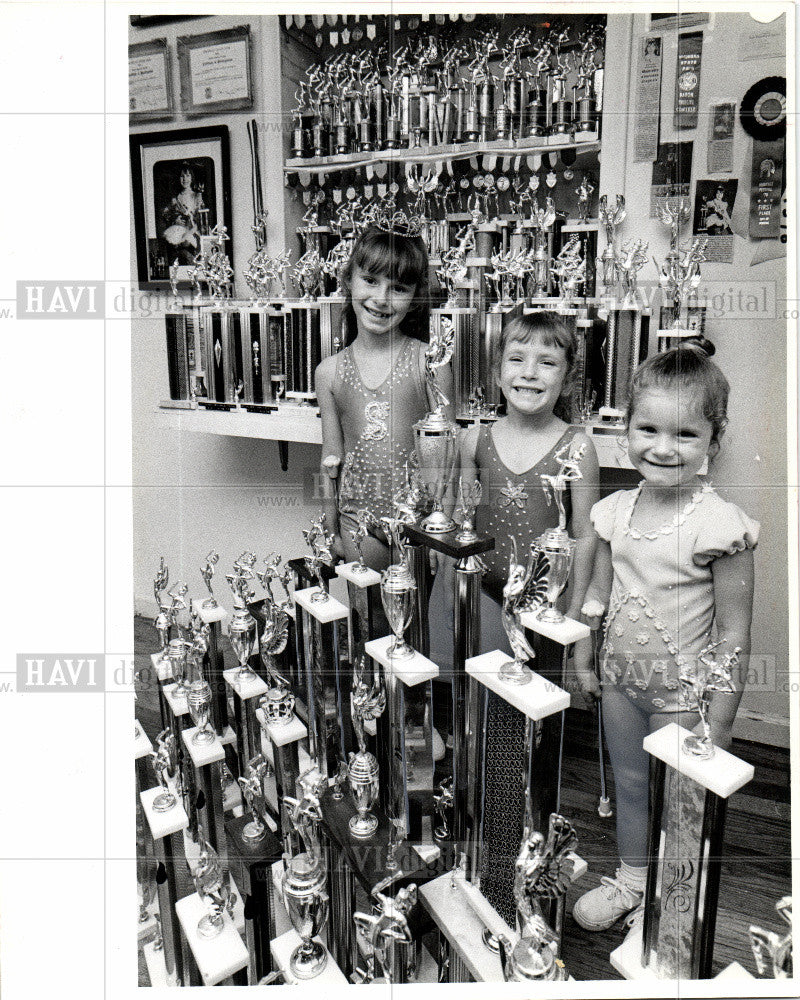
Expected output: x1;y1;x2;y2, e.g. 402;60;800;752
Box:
572;341;759;932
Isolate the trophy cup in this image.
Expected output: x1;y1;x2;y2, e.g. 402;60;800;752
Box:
597;194;626;291
193;836;237;939
164;582;191;699
281;853;330;979
678;643;740;759
237;754;269;843
378;524;417;661
498;535;549;685
302;514;336;603
354;883;419;984
525;40;551;138
347;657;384;838
226;552;259;681
282;775;330;979
455;478;482;544
498;925;566;982
537;439;587;623
655;200;706;346
413;317;457;533
548;32;574;139
749;897;793;979
186;621;215;745
150;729;178;812
200;550;219;609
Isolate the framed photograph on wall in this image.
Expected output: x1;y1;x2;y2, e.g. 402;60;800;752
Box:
129;125;232;288
177;25;253;116
129;39;173;123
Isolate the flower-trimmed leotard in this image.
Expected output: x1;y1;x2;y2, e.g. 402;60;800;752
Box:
592;482;759;713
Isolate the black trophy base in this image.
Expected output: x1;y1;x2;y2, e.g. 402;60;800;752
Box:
403;522;495;560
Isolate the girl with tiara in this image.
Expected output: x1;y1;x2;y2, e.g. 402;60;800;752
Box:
571;340;759;934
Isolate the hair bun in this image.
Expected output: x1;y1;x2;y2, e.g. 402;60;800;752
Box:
680;334;715;358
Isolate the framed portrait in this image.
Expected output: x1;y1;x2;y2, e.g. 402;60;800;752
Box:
177;25;253;116
129;39;174;123
129;125;232;288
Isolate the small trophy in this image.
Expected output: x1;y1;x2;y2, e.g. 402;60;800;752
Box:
237;754;269;843
514;811;577;942
153;558;171;667
455;478;482;543
597;194;626;291
302;515;336;603
164;582;190;697
186;620;215;745
200;550;219;609
615;239;649;303
537;439;587;623
499;535;549;685
551;234;585;306
413;316;457;534
348;507;375;574
281;775;330;979
226;552;259;681
348;658;384;839
433;777;453;841
679;642;740;759
150;729;178;812
256;595;290;682
749;897;793;979
193;836;237;939
354;883;419;984
378;517;417;661
497;925;566;982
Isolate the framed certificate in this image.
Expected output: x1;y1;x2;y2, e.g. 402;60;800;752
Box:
129;125;232;288
129;39;173;123
177;25;253;116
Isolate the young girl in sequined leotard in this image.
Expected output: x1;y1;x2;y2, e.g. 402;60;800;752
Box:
571;342;759;934
315;224;453;575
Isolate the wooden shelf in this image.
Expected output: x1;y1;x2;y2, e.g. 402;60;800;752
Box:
285;137;600;175
158;403;322;445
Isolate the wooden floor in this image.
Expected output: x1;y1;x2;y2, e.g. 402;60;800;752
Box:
134;616;791;983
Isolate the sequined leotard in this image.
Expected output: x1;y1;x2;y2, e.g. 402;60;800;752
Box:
332;338;429;523
593;482;759;713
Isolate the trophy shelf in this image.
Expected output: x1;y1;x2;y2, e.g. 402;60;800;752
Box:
285;137;600;175
158;403;322;445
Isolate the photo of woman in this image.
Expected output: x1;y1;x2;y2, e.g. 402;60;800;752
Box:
155;157;214;265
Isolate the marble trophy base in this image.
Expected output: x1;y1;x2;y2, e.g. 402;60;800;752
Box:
134;720;152;759
181;726;225;768
140;785;189;841
142;937;172;987
643;723;754;799
190;598;228;625
151;652;173;684
365;635;440;686
222;667;268;702
335;561;382;589
175;892;249;986
270;930;347;985
518;611;590;648
610;929;756;981
466;650;570;720
162;682;192;719
256;707;307;747
293;585;349;623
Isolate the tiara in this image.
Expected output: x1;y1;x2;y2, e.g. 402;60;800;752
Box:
373;209;424;239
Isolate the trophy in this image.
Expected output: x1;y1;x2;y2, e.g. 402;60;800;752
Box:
497;925;566;982
226;552;259;681
302;515;336;603
576;177;595;223
257;597;295;726
750;897;793;979
193;836;237;939
281;853;329;979
354;882;419;984
348;507;375;574
525;40;551;138
679;642;740;759
150;729;178;812
597;194;626;291
237;754;269;843
378;516;417;661
330;758;349;801
164;582;191;698
186;620;215;745
537;439;587;623
413;316;457;533
548;31;574;138
433;777;453;841
616;239;648;303
530;199;557;298
455;477;482;544
282;775;330;979
348;657;384;838
551;234;585;306
655;206;706;333
200;550;219;609
499;535;549;685
153;558;172;667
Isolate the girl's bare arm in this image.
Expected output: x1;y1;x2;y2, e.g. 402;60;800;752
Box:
565;432;600;621
315;356;344;545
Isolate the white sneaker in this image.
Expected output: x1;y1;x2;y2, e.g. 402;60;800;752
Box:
572;872;643;931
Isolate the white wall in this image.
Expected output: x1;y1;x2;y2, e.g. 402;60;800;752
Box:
131;12;790;744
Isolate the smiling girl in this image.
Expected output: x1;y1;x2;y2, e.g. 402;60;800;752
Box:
571;340;759;934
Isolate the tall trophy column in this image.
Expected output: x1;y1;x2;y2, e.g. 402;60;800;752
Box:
611;649;755;979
